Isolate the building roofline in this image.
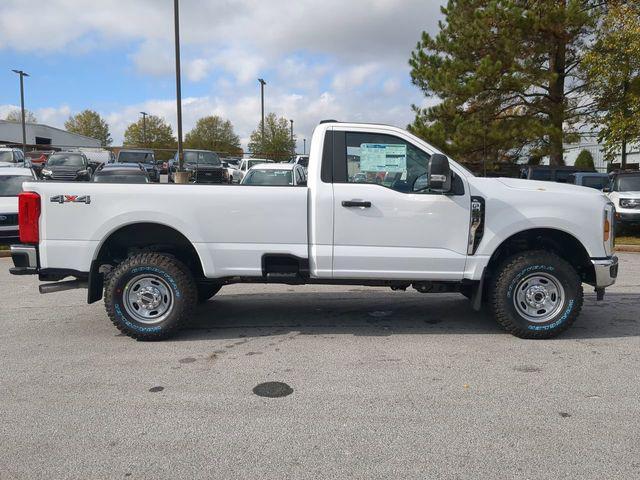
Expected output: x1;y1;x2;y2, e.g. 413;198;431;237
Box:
0;119;101;143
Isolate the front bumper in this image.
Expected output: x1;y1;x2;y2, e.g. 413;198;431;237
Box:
591;256;618;289
9;244;38;275
615;211;640;225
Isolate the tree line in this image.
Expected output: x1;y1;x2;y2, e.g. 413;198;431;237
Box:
409;0;640;170
4;108;296;161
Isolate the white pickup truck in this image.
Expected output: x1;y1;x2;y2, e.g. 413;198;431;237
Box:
9;122;618;340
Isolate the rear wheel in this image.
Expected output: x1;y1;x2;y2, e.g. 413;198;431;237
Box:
104;253;197;340
490;250;583;339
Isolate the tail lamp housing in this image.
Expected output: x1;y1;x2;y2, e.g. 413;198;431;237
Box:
18;191;41;244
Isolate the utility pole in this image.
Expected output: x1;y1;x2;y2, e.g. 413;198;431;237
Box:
11;69;29;153
173;0;185;175
140;111;148;147
258;78;266;142
290;119;294;158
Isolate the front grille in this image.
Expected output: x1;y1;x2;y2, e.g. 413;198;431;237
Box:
0;213;18;226
51;172;78;180
195;170;223;183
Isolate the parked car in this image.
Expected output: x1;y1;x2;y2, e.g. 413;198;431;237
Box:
568;172;610;190
40;152;93;181
606;171;640;232
93;163;150;184
241;162;307;186
222;158;241;182
290;155;309;170
0;147;27;168
0;167;37;244
78;148;115;166
10;121;618;341
520;165;592;183
116;149;159;182
168;150;230;184
231;158;274;183
25;150;54;175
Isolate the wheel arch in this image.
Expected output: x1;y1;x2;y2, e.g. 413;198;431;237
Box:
485;227;595;284
88;222;206;303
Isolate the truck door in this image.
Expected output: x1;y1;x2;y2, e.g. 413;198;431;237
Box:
330;129;470;280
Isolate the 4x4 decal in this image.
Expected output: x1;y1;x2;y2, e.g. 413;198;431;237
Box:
50;195;91;204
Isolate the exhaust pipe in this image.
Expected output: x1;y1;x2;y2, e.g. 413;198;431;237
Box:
39;279;87;294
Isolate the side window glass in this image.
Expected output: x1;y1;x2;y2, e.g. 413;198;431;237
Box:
345;132;431;193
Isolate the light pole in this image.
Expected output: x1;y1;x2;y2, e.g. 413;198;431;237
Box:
290;119;294;158
11;69;29;153
140;111;148;147
173;0;185;179
258;78;266;141
303;138;306;155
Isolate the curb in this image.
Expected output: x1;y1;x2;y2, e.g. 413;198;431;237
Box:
615;244;640;253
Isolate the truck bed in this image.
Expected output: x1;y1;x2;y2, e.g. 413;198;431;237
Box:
26;182;309;277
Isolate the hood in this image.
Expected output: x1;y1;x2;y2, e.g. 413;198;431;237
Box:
615;191;640;199
496;177;604;197
0;196;18;213
46;164;85;172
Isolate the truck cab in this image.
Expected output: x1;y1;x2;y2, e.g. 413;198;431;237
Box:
9;122;618;341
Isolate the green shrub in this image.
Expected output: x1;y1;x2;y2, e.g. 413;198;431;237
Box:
574;150;595;170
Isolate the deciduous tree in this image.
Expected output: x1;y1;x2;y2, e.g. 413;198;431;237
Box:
247;113;295;162
65;110;112;146
583;2;640;168
184;116;241;154
5;109;37;123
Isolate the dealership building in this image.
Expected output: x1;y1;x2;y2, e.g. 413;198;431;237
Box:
0;120;100;149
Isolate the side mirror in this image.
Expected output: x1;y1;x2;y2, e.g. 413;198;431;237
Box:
428;154;452;192
603;186;611;193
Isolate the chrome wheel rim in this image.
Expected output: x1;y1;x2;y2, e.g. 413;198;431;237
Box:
513;272;565;323
123;274;174;324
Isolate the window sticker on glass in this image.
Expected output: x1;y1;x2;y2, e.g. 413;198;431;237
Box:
359;144;407;173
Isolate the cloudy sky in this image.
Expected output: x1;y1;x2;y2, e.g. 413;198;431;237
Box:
0;0;443;151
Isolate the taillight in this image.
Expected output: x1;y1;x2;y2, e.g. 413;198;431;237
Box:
19;191;41;244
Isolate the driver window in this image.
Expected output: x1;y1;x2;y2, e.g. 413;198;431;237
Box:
345;132;431;193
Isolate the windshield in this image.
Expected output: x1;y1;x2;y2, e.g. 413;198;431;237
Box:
582;176;608;190
184;151;221;166
0;152;15;163
615;175;640;192
47;153;85;167
530;169;552;181
0;175;32;196
118;151;155;164
248;160;271;169
243;169;293;185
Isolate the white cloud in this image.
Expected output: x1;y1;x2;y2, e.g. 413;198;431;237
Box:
0;0;446;150
332;63;381;92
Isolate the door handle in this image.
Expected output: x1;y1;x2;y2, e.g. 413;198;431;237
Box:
342;200;371;208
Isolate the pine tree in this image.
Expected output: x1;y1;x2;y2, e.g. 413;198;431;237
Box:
409;0;603;168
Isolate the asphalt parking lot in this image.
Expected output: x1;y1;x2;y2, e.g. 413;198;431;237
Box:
1;254;639;479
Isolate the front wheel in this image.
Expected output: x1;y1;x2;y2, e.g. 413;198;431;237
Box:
104;253;197;340
490;250;583;339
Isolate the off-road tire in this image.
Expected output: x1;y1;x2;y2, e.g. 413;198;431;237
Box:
490;250;583;339
197;283;222;303
104;253;197;341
